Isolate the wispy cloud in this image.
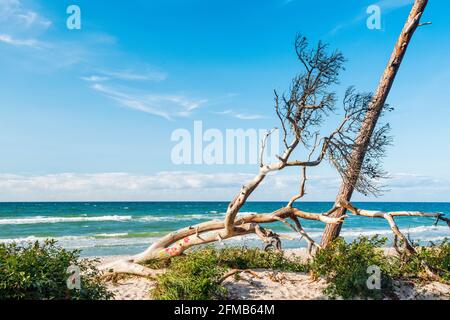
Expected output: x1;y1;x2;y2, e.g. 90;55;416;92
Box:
91;83;208;120
1;2;207;121
1;0;230;125
0;33;41;47
16;10;51;28
0;1;50;48
81;75;110;82
98;68;168;82
215;109;265;120
0;0;51;30
0;2;275;125
0;1;166;79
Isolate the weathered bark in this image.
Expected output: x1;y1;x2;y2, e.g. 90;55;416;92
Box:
321;0;429;247
98;208;346;276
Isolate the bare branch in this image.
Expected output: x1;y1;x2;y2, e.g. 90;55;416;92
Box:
337;200;450;255
220;269;261;283
259;128;278;167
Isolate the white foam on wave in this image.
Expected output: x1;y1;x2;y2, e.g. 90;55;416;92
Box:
0;215;133;225
138;213;222;222
136;212;259;222
339;225;449;238
94;233;129;238
0;235;90;243
0;233;156;249
229;225;449;244
278;225;449;239
0;211;264;225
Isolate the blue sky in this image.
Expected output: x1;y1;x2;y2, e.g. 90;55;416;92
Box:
0;0;449;201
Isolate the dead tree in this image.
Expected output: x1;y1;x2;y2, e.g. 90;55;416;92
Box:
100;32;448;277
321;0;432;248
101;35;348;275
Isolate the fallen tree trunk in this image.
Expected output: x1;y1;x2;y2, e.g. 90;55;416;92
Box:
99;207;347;274
321;0;430;247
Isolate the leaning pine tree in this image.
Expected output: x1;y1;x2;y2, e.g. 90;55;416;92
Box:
321;0;439;252
101;32;449;277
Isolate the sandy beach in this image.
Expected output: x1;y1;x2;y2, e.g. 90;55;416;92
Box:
97;249;450;300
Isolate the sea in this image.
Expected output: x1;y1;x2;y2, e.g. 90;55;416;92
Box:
0;202;448;257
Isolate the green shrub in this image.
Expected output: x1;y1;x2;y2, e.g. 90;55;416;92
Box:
152;238;450;300
211;247;307;272
309;236;393;299
151;246;307;300
0;240;113;300
151;248;227;300
419;239;450;281
389;239;450;281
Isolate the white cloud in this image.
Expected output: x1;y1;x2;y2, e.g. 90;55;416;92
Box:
0;1;207;121
91;83;208;120
0;0;51;30
99;68;168;82
0;171;447;202
0;33;42;47
81;75;110;82
17;10;51;28
0;0;51;33
216;109;265;120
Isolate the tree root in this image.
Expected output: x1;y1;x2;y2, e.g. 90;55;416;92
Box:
220;269;262;283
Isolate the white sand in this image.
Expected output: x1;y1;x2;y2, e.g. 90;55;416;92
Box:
106;277;154;300
224;270;329;300
96;249;450;300
95;255;154;300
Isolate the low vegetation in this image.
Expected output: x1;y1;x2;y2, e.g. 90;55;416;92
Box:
151;247;307;300
0;240;113;300
2;237;448;300
308;236;393;299
418;240;450;281
151;237;450;300
389;239;450;282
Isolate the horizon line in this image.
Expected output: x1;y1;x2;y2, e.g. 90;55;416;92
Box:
0;200;449;204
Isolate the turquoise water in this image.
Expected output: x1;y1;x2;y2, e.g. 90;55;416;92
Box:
0;202;449;257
